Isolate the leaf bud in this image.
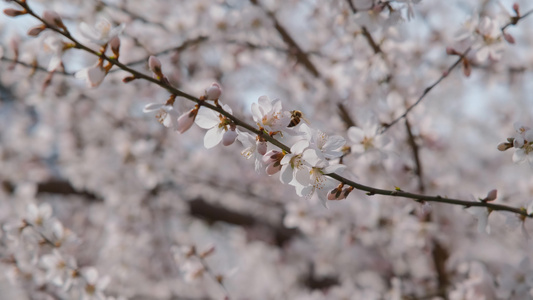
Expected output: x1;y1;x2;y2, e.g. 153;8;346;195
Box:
205;83;222;100
4;8;26;17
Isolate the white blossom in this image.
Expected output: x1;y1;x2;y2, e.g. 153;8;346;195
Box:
237;131;264;172
299;123;346;160
279;140;311;186
512;127;533;165
348;117;390;161
251;95;291;133
80;267;110;300
195;104;235;148
43;36;67;71
26;203;52;227
143;103;180;131
466;206;491;234
79;18;124;45
75;62;106;88
40;249;76;289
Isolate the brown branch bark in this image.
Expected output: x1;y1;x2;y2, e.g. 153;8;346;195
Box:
250;0;320;78
405;118;424;192
29;179;300;247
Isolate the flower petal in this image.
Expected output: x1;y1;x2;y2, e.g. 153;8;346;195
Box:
204;127;223;149
195;108;219;129
323;135;346;151
348;127;365;142
280;164;293;184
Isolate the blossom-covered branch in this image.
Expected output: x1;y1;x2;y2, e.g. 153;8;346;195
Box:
6;0;533;222
5;1;533;299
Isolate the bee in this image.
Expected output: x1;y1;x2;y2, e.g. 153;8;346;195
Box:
288;110;309;127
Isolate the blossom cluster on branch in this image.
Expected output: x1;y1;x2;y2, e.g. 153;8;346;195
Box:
2;0;533;299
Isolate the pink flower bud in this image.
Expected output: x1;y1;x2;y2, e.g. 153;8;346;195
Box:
484;189;497;202
513;3;520;15
28;26;45;37
256;140;267;156
262;150;282;164
265;161;281;175
123;76;136;83
109;36;121;57
4;8;26;17
446;47;458;55
42;10;63;27
503;32;515;44
327;189;345;201
263;155;275;164
177;108;197;134
149;56;162;74
205;83;222;100
497;142;511;151
341;186;354;199
222;129;238;146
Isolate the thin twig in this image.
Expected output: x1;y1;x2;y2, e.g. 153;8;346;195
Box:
382;8;533;133
326;172;529;217
380;48;470;134
502;9;533;31
114;36;209;70
405;118;424;192
250;0;320;78
337;103;357;128
345;0;358;13
197;254;231;300
361;26;383;55
1;57;71;75
104;1;168;31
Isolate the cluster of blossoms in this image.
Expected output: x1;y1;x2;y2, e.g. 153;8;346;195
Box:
11;6;125;88
1;195;116;300
143;73;394;207
446;3;522;76
498;122;533;166
171;245;223;285
144;81;356;207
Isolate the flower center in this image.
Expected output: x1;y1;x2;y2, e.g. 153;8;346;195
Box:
310;168;325;189
361;136;374;151
85;284;96;295
290;155;303;169
317;131;327;149
96;21;111;37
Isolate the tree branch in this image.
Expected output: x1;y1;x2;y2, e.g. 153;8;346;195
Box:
32;179;300;247
405;118;424;192
249;0;320;78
